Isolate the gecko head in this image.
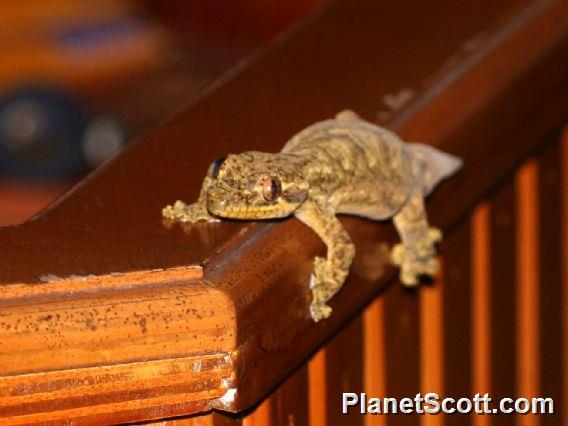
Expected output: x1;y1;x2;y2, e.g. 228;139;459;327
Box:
205;152;309;220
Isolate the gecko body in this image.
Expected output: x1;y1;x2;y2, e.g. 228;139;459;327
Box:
163;110;462;321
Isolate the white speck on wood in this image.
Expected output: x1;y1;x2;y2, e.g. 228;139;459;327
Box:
39;274;61;282
218;388;237;409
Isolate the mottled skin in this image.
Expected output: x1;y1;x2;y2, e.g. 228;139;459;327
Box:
163;110;459;321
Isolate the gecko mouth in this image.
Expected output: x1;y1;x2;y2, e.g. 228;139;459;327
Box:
210;203;284;219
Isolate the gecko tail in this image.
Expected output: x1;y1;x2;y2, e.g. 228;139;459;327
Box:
409;143;463;195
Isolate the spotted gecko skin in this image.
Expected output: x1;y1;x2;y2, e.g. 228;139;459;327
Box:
163;110;462;322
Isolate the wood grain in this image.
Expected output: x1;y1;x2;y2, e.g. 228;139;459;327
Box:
0;275;234;376
0;0;567;423
1;354;230;425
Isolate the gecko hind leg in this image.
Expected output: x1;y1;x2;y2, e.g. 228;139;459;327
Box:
391;191;441;286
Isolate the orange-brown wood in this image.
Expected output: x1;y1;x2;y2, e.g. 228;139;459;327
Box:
325;316;364;425
471;204;491;426
0;183;66;227
384;284;420;426
0;273;233;377
308;348;326;426
562;128;568;423
140;412;243;425
2;354;229;425
441;220;472;426
363;298;386;426
515;161;540;426
0;0;567;423
490;181;517;426
420;263;444;426
242;398;271;426
537;141;563;426
212;413;243;426
270;364;310;426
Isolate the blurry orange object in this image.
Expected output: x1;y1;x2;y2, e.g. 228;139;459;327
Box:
0;182;65;226
0;0;179;178
0;0;175;96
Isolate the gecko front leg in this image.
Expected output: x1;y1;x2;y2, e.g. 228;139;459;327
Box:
295;202;356;322
163;174;219;223
391;190;441;285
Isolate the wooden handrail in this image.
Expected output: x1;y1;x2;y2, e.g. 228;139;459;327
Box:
1;0;567;423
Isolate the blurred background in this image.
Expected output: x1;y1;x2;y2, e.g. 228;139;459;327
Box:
0;0;323;226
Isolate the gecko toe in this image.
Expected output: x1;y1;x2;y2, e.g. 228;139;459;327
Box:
310;303;332;322
400;269;419;286
390;243;407;266
428;227;443;244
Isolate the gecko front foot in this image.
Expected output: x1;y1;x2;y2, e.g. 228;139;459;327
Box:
391;227;442;286
308;256;335;322
162;200;219;223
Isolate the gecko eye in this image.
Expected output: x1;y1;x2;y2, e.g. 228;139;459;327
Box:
262;177;282;201
212;156;227;178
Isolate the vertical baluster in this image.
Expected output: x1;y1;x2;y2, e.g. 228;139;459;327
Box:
213;413;244;426
441;220;472;426
561;128;568;423
243;398;272;426
143;412;243;425
536;141;562;426
472;203;491;426
420;259;444;426
489;181;517;426
364;297;386;426
516;160;540;426
271;364;310;426
309;349;327;426
325;315;365;425
384;282;420;425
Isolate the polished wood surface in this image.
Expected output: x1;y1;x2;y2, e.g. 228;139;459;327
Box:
0;0;567;423
0;182;65;227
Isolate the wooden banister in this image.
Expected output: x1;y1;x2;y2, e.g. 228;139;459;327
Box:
1;0;567;423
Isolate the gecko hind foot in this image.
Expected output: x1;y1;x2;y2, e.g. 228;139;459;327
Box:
391;227;442;286
395;254;440;286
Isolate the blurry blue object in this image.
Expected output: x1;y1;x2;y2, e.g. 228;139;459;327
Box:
57;19;149;48
0;90;87;178
0;0;177;179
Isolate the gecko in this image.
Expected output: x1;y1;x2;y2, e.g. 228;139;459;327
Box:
163;110;462;322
